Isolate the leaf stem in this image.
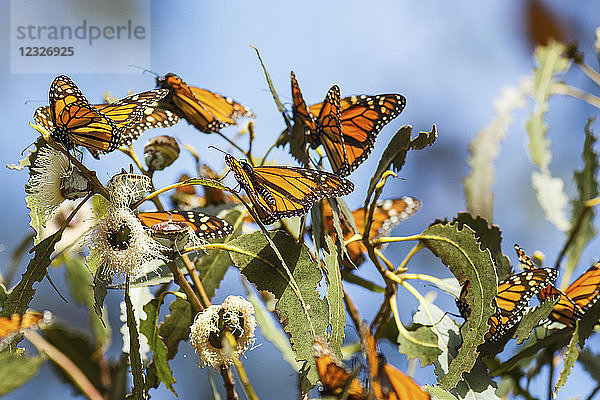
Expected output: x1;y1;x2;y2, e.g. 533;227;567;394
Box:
397;242;424;272
552;83;600;109
25;330;103;400
389;293;438;348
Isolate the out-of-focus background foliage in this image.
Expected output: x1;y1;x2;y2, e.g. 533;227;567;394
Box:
1;1;599;398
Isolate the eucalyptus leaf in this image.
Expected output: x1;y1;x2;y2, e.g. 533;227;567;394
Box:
0;352;45;395
227;230;329;392
139;297;176;394
1;231;62;317
420;221;497;389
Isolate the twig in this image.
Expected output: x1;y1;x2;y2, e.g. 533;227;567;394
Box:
220;366;239;400
166;260;203;313
181;254;211;307
226;333;259;400
25;330;103;400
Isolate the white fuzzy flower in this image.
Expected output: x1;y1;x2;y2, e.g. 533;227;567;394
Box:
189;295;257;368
88;206;166;279
27;145;89;227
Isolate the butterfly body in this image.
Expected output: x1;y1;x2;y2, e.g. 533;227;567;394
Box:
224;154;354;225
156;73;254;133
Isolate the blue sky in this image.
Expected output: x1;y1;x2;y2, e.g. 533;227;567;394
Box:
1;1;600;398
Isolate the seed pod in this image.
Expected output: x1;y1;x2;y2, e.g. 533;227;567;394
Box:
144;135;180;171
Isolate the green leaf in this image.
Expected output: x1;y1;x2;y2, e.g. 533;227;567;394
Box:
1;231;62;317
0;352;45;395
410;124;438;150
322;236;345;357
180;177;230;192
194;207;245;300
425;386;458;400
566;118;598;274
227;230;329;391
92;266;110;326
412;302;458;371
463;78;532;222
555;323;579;393
366;125;436;204
246;289;300;370
514;298;558;344
0;283;7;308
159;297;193;360
526;41;569;170
454;212;512;281
43;326;103;394
366;126;412;203
453;359;501;400
125;285;146;399
396;324;440;367
419;221;498;390
139;297;176;394
252;46;290;126
531;171;570;232
62;255;110;346
490;329;572;377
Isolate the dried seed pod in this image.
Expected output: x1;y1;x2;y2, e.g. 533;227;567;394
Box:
144;135;180;171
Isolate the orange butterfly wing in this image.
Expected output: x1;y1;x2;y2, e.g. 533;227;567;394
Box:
0;311;46;338
310;94;406;176
225;154;354;225
157;73;252;133
320;197;421;268
313;339;366;400
515;245;600;327
457;268;558;342
137;210;232;240
291;71;318;139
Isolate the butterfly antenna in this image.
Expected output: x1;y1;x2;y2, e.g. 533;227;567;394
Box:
24;99;46;105
208;145;228;156
20;141;36;157
128;65;159;77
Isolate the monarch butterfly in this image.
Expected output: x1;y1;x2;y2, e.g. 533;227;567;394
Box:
156;73;254;133
36;75;168;158
313;339;367;400
224;153;354;225
291;71;406;176
137;210;233;240
317;197;421;268
515;245;600;327
0;311;51;339
457;267;558;342
35;105;179;148
363;334;430;400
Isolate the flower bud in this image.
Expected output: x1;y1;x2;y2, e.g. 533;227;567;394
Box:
144;135;180;171
108;172;151;207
